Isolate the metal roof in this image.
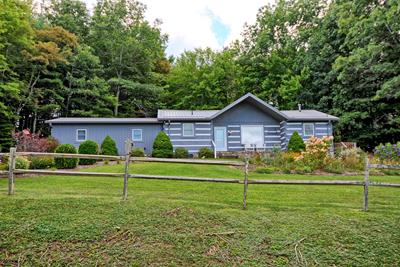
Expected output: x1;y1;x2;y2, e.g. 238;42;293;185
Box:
157;109;219;121
45;117;161;124
281;110;339;121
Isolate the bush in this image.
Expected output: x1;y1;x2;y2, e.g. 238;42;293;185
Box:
101;135;118;156
174;147;189;158
29;156;54;169
152;132;173;158
339;148;365;171
255;167;277;174
300;136;333;170
288;131;305;152
131;148;145;157
198;147;214;158
324;157;345;174
78;140;99;165
374;142;400;163
13;130;59;152
14;157;30;169
54;144;78;169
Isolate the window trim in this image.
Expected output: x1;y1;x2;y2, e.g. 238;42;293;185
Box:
76;129;87;142
240;125;264;146
182;123;194;137
131;129;143;142
303;123;314;137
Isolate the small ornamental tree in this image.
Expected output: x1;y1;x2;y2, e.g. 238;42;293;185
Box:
288;131;305;152
78;140;99;165
54;144;78;169
101;135;118;156
152;132;173;158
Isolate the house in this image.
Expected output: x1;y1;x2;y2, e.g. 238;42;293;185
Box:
46;93;339;155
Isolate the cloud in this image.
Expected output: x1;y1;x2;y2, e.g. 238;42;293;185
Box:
73;0;272;56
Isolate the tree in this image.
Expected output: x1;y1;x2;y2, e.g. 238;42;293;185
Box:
152;131;173;158
44;0;90;41
287;131;305;152
0;0;33;151
89;0;168;116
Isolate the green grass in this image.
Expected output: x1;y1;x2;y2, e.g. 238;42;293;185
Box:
1;162;399;266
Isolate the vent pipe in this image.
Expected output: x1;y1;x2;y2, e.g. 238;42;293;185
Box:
298;104;302;112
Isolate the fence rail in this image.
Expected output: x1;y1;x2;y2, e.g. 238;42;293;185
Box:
2;145;400;211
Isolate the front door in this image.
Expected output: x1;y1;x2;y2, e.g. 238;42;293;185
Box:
214;127;227;151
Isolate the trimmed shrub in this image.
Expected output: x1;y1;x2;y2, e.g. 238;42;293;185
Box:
78;140;99;165
131;148;145;157
174;147;189;158
101;135;118;156
198;147;213;158
255;167;276;174
29;156;54;169
14;157;29;169
288;131;305;152
152;132;173;158
54;144;78;169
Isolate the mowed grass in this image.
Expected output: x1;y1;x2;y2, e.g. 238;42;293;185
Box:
0;162;399;266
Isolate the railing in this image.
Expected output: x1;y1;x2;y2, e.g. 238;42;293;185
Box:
1;144;400;211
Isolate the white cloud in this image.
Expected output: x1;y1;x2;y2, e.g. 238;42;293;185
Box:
76;0;272;56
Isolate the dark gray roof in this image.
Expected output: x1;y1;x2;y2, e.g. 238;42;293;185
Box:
45;117;161;124
157;110;219;121
281;110;339;121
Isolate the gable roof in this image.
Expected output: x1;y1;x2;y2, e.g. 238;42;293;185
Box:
209;93;288;121
281;110;339;121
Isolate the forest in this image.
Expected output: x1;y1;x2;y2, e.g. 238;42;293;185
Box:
0;0;399;151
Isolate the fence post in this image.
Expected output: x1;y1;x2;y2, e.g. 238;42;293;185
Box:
123;139;132;200
8;147;16;195
364;157;369;211
243;156;249;209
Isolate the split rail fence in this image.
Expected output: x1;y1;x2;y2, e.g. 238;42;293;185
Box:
1;142;400;211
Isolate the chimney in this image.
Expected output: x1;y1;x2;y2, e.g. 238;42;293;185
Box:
298;104;302;112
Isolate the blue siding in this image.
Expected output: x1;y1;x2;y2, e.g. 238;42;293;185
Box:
283;121;334;149
51;123;162;155
163;122;212;153
212;101;281;151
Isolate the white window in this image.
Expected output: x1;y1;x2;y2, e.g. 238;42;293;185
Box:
132;129;143;141
241;125;264;147
182;123;194;136
303;123;314;136
76;129;87;142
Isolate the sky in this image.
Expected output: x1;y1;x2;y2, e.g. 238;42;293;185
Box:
83;0;271;56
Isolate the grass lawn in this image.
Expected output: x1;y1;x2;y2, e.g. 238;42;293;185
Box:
1;162;399;266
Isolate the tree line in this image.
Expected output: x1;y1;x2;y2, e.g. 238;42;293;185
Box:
1;0;399;151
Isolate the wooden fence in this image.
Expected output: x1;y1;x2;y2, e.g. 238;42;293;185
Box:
1;143;400;210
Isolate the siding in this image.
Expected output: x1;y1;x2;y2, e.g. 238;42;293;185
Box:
51;123;162;155
212;101;281;151
163;122;212;153
283;121;333;149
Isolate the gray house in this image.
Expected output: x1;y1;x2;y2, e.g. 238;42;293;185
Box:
46;93;338;155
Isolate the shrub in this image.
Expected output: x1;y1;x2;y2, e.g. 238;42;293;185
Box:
54;144;78;169
255;167;276;174
288;131;305;152
339;148;365;171
101;135;118;156
374;142;400;163
78;140;99;165
152;132;173;158
29;156;54;169
324;157;345;174
174;147;189;158
13;130;59;152
131;148;145;157
198;147;214;158
14;157;30;169
299;136;333;170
